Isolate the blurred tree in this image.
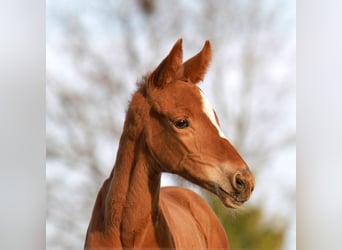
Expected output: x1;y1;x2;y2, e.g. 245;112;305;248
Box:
209;193;286;250
47;0;295;249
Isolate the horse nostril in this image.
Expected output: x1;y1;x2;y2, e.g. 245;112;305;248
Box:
235;175;245;190
232;170;254;198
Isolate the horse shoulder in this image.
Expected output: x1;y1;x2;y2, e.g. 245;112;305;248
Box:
160;186;229;249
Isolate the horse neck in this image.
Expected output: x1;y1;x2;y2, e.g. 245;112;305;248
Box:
105;90;162;245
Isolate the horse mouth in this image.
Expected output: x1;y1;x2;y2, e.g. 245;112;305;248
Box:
217;186;246;209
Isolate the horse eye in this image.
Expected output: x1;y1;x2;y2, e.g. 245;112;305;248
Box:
174;119;189;129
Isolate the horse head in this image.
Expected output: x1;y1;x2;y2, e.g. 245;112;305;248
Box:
144;39;254;208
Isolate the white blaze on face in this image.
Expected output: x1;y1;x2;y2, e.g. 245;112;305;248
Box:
199;90;228;139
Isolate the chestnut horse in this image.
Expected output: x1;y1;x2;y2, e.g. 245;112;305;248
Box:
85;39;255;249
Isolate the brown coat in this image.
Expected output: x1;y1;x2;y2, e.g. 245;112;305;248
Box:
84;39;254;249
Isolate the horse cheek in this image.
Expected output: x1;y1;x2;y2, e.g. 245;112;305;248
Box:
145;128;183;172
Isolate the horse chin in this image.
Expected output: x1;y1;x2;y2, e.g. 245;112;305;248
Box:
179;171;245;209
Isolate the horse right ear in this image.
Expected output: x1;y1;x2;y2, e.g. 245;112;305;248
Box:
182;40;212;84
149;39;183;88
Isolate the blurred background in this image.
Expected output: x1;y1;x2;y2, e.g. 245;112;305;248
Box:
46;0;295;249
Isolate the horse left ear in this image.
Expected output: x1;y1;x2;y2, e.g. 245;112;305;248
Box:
149;39;183;88
182;40;212;84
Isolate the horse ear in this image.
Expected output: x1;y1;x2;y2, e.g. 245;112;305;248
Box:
183;40;212;84
150;39;183;88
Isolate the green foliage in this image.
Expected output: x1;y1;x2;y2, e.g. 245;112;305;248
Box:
208;194;286;250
